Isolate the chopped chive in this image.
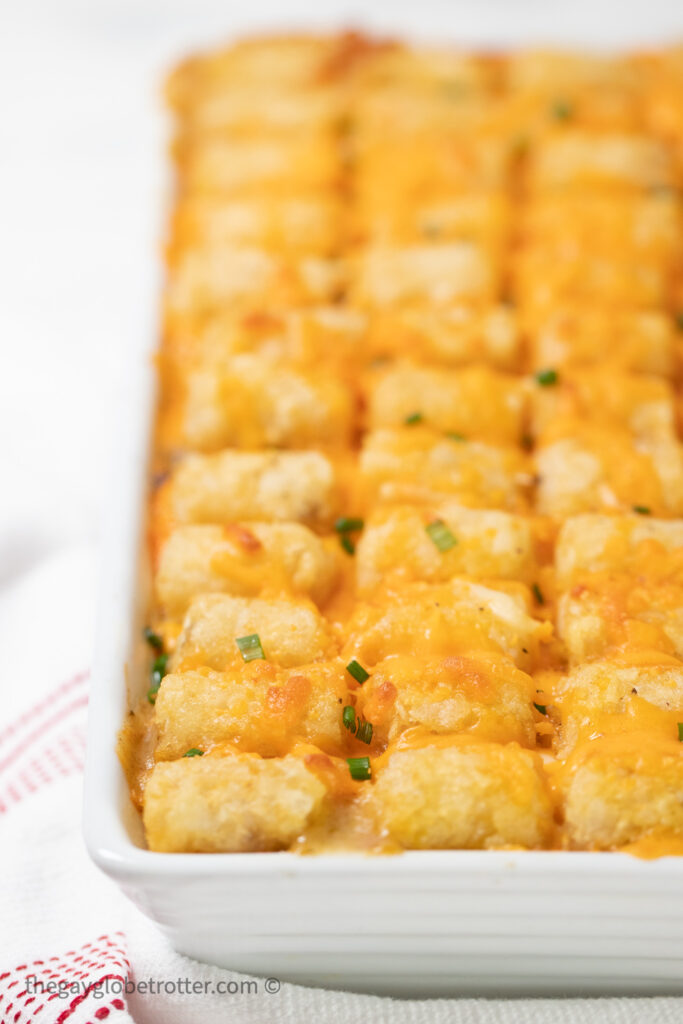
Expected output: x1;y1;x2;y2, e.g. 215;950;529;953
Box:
183;748;204;757
143;627;164;651
340;534;355;555
147;652;169;704
404;411;423;426
236;633;265;662
335;516;364;533
425;519;458;552
532;582;545;605
632;505;651;515
356;720;373;745
151;653;168;685
446;431;466;442
342;705;357;733
346;659;369;684
535;368;558;387
678;723;683;742
534;702;547;715
676;312;683;331
347;756;371;781
551;99;573;121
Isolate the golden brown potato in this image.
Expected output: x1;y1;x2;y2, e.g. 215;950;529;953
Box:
155;523;338;616
171;195;343;254
177;133;341;195
355;46;494;92
350;244;497;308
360;428;530;510
343;579;551;670
534;430;683;519
155;660;349;758
369;739;553;849
557;581;683;665
181;355;353;451
553;660;683;756
172;593;334;671
528;132;674;190
357;193;511;255
530;308;675;378
519;194;680;264
366;303;519;371
169;449;339;528
188;307;367;370
515;194;680;315
367;364;525;445
508;50;638;95
368;301;518;370
143;754;328;852
175;88;344;135
167;249;344;316
531;370;677;444
555;513;683;585
560;734;683;849
167;34;355;98
355;135;511;198
358;654;536;747
355;503;537;593
518;250;670;315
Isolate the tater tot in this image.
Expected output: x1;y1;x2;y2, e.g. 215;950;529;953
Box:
167;247;343;314
369;740;553;849
155;660;349;758
143;754;328;852
555;513;683;584
358;654;536;746
171;195;343;255
368;364;525;444
531;370;677;444
528;132;674;190
530;308;675;378
156;523;338;616
355;504;537;593
178;134;340;195
553;660;683;756
350;243;497;308
360;428;530;509
172;593;334;670
557;581;683;665
169;450;339;528
534;432;683;519
367;304;519;371
560;734;683;849
344;579;551;670
182;356;353;451
190;307;367;370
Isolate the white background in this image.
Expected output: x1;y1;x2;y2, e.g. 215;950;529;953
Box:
1;0;682;588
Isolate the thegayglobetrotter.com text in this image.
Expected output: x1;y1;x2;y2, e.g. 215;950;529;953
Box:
24;974;281;998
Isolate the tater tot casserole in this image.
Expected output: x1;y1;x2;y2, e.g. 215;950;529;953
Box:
120;31;683;858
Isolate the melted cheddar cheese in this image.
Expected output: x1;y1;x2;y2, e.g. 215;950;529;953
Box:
122;32;683;857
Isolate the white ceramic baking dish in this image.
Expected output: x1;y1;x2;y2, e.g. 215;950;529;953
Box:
82;336;683;997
